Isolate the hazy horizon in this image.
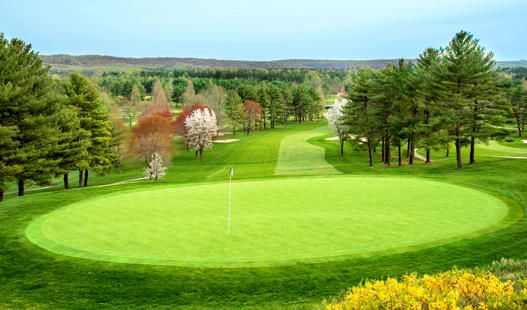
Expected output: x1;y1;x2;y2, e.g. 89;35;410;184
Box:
2;0;526;61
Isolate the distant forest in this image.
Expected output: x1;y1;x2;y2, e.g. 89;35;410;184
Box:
41;54;527;74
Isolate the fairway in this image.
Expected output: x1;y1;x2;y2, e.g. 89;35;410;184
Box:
275;125;342;175
26;176;510;267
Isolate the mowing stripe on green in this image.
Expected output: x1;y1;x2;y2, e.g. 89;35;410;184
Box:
25;176;512;268
275;125;341;175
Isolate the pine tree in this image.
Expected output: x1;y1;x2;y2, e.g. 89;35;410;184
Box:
370;67;397;166
53;95;89;189
63;73;114;187
268;85;285;129
433;31;500;168
0;126;18;201
225;92;245;136
281;86;293;123
416;48;442;163
256;83;271;129
343;70;377;166
0;34;63;196
508;81;527;137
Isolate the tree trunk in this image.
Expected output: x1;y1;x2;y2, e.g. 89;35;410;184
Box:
385;137;391;166
79;170;84;188
199;149;203;161
426;148;431;164
445;145;450;157
84;169;89;187
367;139;373;166
232;127;236;137
64;173;69;189
469;136;475;164
340;138;344;157
470;101;478;164
195;150;198;158
381;137;385;163
516;114;522;137
18;179;24;197
0;190;3;202
455;128;463;169
397;141;402;166
409;140;414;165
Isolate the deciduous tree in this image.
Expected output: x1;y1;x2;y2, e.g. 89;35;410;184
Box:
130;115;173;163
185;108;218;160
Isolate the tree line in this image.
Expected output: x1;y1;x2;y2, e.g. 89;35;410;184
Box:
0;34;118;201
330;31;526;168
100;68;347;105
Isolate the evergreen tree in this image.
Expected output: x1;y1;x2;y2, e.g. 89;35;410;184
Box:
416;48;442;163
53;95;89;189
63;73;114;187
0;126;18;201
508;81;527;137
268;84;285;128
370;67;397;165
433;31;500;167
343;70;378;166
225;91;245;136
0;34;63;196
281;86;293;123
256;82;271;129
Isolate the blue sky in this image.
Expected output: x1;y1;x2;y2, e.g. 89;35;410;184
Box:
1;0;525;60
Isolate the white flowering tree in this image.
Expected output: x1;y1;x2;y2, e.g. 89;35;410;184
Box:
327;94;349;156
185;108;218;161
144;152;166;181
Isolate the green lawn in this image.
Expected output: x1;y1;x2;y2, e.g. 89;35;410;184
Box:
26;177;510;268
275;125;341;175
1;121;526;309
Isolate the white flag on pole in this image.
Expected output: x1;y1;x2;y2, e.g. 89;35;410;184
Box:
228;165;233;234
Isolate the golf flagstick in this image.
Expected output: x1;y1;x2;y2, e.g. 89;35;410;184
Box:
228;165;233;234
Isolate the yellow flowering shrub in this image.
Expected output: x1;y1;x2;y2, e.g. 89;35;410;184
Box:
327;270;527;310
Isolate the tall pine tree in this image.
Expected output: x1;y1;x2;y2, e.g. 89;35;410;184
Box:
63;73;114;187
0;34;63;196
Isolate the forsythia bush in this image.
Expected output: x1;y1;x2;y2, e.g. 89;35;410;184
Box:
327;270;527;310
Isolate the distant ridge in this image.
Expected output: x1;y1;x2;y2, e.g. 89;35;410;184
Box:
40;54;527;71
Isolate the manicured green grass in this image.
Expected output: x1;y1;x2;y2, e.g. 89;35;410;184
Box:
275;126;341;175
1;121;526;309
26;177;509;267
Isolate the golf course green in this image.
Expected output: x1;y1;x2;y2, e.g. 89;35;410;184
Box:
26;176;509;267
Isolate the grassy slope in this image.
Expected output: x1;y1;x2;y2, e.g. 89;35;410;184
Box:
0;121;526;309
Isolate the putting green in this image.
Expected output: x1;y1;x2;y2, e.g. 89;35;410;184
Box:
26;177;510;267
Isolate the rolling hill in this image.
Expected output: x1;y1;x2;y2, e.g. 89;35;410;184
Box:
40;54;527;73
